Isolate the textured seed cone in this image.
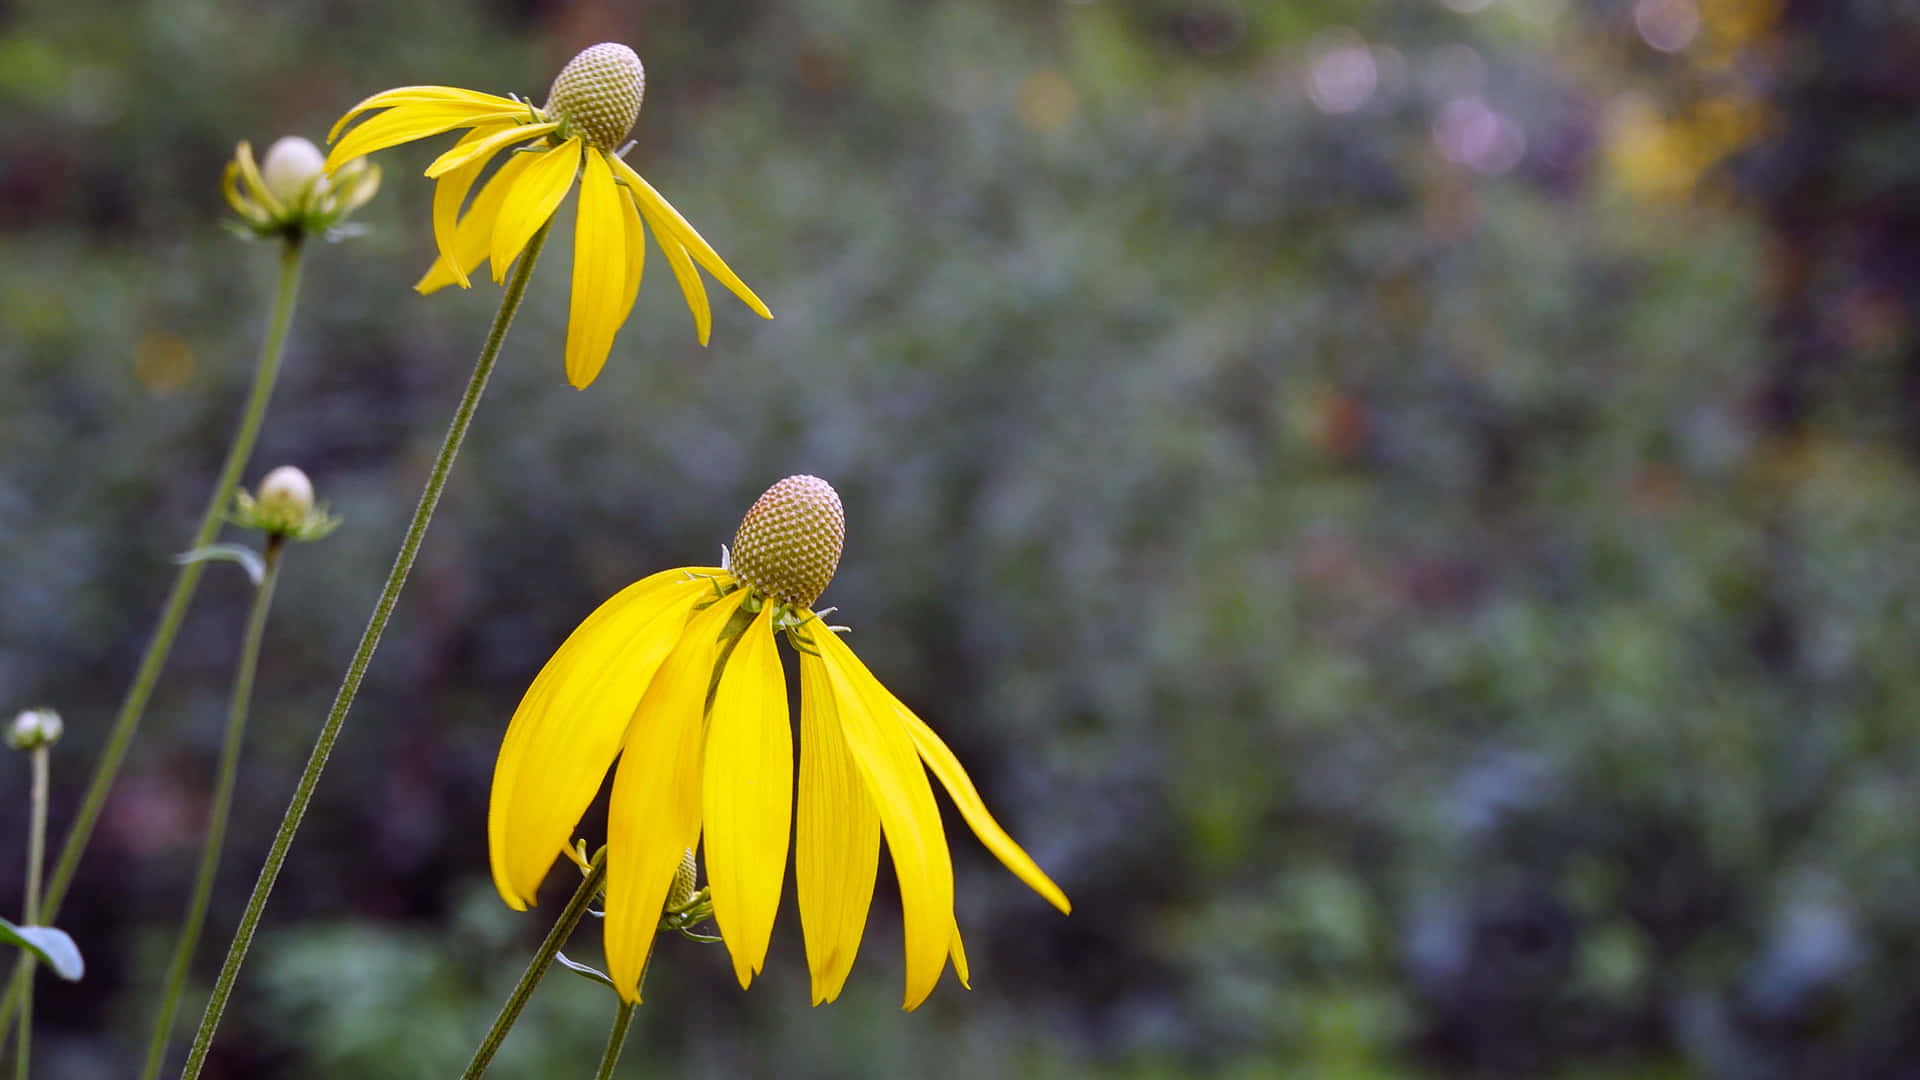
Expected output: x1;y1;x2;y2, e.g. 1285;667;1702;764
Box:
731;475;845;608
546;43;646;150
669;847;700;909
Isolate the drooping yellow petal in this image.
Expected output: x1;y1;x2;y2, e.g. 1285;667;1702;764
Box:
233;140;284;219
490;138;582;283
221;160;261;225
487;569;721;909
950;922;971;990
655;229;712;346
431;123;517;289
702;606;792;988
616;172;647;327
897;706;1071;914
423;120;559;179
605;589;750;1002
328;85;525;143
564;150;627;389
326;102;524;174
607;155;773;320
813;629;955;1010
796;647;881;1005
415;150;538;294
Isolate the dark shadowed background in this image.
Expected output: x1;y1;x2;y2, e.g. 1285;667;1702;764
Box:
4;0;1920;1076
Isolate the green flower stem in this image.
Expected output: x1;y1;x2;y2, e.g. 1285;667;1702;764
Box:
591;1001;637;1080
139;538;286;1080
11;745;49;1080
459;855;608;1080
176;222;551;1080
0;234;307;1033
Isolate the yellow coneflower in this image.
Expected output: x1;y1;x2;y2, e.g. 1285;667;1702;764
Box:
489;476;1070;1008
323;42;771;387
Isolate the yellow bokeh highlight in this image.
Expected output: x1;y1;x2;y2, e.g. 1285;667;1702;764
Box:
133;332;197;395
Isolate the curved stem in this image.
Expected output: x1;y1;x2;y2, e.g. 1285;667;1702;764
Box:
0;235;308;1032
12;746;48;1080
139;539;285;1080
590;1001;636;1080
459;857;607;1080
175;224;550;1080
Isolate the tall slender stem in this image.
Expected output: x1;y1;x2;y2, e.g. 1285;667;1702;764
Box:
590;1002;637;1080
176;224;551;1080
458;857;607;1080
0;236;308;1032
139;539;285;1080
12;746;48;1080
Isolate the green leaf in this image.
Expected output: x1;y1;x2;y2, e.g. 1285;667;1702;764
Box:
553;951;616;992
174;543;265;585
0;918;83;981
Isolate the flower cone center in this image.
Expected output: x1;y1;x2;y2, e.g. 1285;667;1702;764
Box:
545;43;646;150
731;475;845;608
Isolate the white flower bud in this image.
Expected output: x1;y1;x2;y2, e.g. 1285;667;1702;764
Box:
260;136;327;206
256;465;316;520
8;708;62;751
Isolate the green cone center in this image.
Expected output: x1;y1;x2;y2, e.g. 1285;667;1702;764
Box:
731;475;846;608
545;42;646;150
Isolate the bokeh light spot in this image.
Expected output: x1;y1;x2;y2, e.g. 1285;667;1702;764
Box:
133;332;197;395
1309;33;1379;116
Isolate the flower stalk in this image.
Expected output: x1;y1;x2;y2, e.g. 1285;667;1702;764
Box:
591;1002;638;1080
177;221;552;1080
10;737;50;1080
139;537;286;1080
458;853;609;1080
0;234;308;1035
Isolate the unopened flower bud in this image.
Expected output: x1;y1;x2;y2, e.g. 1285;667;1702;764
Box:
222;136;379;239
669;847;700;910
257;465;315;519
260;136;327;206
8;708;62;752
234;465;339;541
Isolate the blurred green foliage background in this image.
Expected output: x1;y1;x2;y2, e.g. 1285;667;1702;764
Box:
4;0;1920;1076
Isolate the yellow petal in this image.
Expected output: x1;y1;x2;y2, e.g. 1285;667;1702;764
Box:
423;120;559;179
221;160;261;224
813;629;955;1010
950;922;971;990
487;569;720;909
326;102;524;174
415;150;538;294
702;606;792;988
490;139;581;283
605;589;750;1002
656;229;712;346
607;155;773;320
234;140;284;219
431;123;517;289
796;647;881;1005
616;180;647;327
897;706;1071;914
564;150;627;389
328;85;524;142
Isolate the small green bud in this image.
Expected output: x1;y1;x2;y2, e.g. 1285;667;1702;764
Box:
8;708;62;752
669;847;700;910
233;465;341;541
258;465;314;518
